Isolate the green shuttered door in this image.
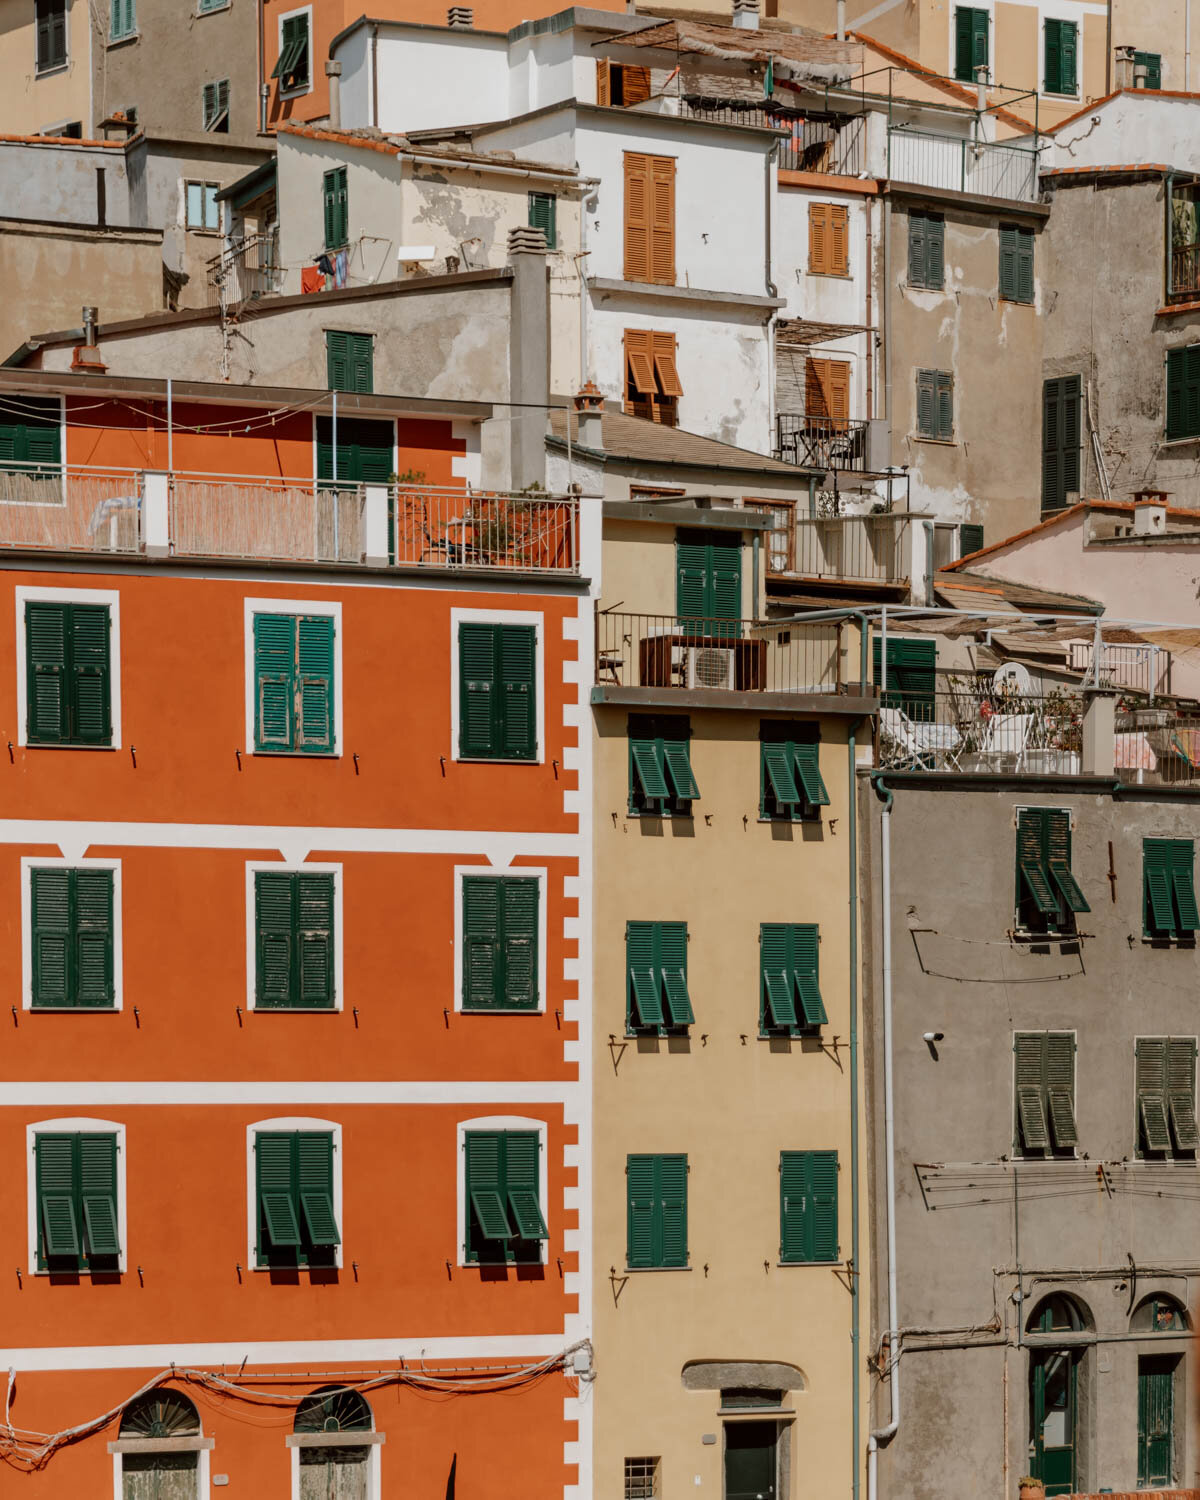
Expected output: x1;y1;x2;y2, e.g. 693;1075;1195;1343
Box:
780;1149;838;1263
253;612;334;754
316;416;393;489
255;871;335;1009
462;875;539;1010
872;637;936;720
31;866;114;1008
458;623;537;760
676;530;742;633
626;1153;687;1268
0;395;61;475
26;601;112;746
1138;1357;1174;1487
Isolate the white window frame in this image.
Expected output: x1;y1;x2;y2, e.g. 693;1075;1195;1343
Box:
1040;11;1082;99
453;865;548;1015
242;597;343;758
21;855;124;1012
112;1442;212;1500
449;607;545;765
15;584;122;749
246;1117;343;1271
27;1117;127;1275
456;1115;549;1268
34;0;69;75
244;860;344;1013
275;3;314;97
946;1;994;84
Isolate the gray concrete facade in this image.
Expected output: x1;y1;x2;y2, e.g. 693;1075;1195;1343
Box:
861;775;1200;1499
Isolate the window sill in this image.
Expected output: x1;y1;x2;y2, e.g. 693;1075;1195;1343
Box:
777;1258;839;1268
461;1007;543;1016
26;742;116;751
905;281;945;293
1012;1153;1078;1163
250;1006;339;1014
1158;435;1200;448
34;62;69;78
624;1264;692;1273
249;748;339;757
186;226;223;236
457;755;540;765
29;1006;117;1013
719;1407;796;1420
807;270;853;280
277;83;312;99
757;816;820;826
998;296;1034;307
1043;91;1080;101
910;435;957;446
625;1030;691;1040
759;1031;819;1041
106;31;140;47
1128;1156;1197;1166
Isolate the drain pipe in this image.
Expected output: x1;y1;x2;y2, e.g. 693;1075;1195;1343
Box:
848;716;866;1500
868;774;899;1500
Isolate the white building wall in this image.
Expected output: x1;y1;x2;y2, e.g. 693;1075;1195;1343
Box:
353;28;510;134
0;142;132;226
337;27;372;130
1048;93;1200;172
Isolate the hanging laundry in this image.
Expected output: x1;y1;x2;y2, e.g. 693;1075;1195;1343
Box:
316;253;334;278
334;249;349;289
300;265;324;294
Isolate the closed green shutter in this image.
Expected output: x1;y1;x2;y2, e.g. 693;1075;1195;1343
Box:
31;867;70;1007
323;165;347;249
316;416;394;488
1045;19;1077;93
296;616;334;752
1042;375;1082;512
954;6;988;81
465;1130;544;1262
463;877;501;1009
0;395;62;476
1134;50;1162;89
1166;346;1200;441
255;871;335;1009
27;602;112;747
296;874;335;1008
1144;838;1199;937
528;191;557;249
1000;226;1034;304
254;613;334;754
326;331;348;391
73;868;114;1007
457;623;537;761
872;637;936;720
461;875;539;1011
502;878;538;1008
110;0;135;41
675;530;742;633
256;872;294;1007
31;866;113;1008
780;1150;838;1263
935;371;953;439
36;1133;81;1265
959;523;985;556
70;605;112;745
326;331;373;394
907;211;944;290
626;1153;687;1269
916;368;936;437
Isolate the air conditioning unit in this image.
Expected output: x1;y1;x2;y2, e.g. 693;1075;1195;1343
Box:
681;644;736;690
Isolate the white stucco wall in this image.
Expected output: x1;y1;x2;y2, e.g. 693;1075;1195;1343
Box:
345;27;511;134
337;27;372;131
1048;93;1200;173
0;141;131;225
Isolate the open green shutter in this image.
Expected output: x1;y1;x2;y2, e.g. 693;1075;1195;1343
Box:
79;1133;120;1257
793;742;830;806
37;1134;80;1261
458;623;496;757
258;1133;302;1253
498;625;537;760
502;877;539;1009
297;1132;339;1246
296;873;334;1008
296;615;334;752
626;1154;657;1267
505;1132;546;1240
256;872;295;1007
466;1132;512;1248
1047;809;1089;912
763;743;801;810
627;921;664;1029
463;876;501;1010
73;869;114;1007
1015;1033;1050;1151
631;740;670;800
1045;1032;1078;1148
1137;1038;1172;1153
658;1154;688;1267
1017;810;1058;914
793;923;827;1027
254;613;295;750
1167;1037;1199;1150
69;606;112;745
31;866;70;1006
1172;847;1200;931
658;921;693;1026
761;923;799;1030
1145;839;1177;933
662;741;699;800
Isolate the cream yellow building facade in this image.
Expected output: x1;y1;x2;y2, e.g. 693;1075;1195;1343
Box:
591;501;872;1500
0;0;92;135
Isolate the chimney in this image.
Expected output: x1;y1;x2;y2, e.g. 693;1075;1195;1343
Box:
325;60;342;128
975;61;989;110
573;382;604;451
1114;44;1135;89
1133;491;1169;535
836;0;845;40
507;226;550;489
1081;689;1116;777
71;306;106;372
1134;60;1149;88
447;5;473;24
732;0;759;29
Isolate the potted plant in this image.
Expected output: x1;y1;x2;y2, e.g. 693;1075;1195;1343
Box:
1018;1477;1045;1500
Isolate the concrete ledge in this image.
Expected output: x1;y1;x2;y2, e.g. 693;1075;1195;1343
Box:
591;685;876;714
885;179;1050;221
588;277;785;311
286;1432;386;1448
108;1437;215;1453
602;500;775;530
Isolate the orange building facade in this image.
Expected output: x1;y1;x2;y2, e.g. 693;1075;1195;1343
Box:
0;373;596;1498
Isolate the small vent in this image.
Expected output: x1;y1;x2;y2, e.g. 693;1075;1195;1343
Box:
447;5;473;24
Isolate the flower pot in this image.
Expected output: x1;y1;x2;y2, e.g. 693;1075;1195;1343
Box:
1018;1482;1045;1500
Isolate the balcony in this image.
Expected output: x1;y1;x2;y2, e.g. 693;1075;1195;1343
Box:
206;231;283;308
595;609;845;697
1169;241;1200;302
0;466;580;574
886;127;1039;203
765;511;912;588
775;414;869;472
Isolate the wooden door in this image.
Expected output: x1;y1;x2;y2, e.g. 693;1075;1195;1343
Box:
122;1451;198;1500
299;1445;371;1500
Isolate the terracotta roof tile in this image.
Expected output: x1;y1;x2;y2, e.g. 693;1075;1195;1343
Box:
0;132;122;149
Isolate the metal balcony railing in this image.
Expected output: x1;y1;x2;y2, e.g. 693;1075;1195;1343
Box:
674;100;865;175
775;414;869;472
1169;241;1200;300
595;609;843;695
0;465;580;574
765;513;911;586
206;231;283;307
887;127;1039;202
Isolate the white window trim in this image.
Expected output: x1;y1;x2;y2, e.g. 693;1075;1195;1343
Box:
113;1446;211;1500
27;1117;128;1275
1011;1028;1078;1160
289;1437;380;1499
456;1115;549;1268
275;3;314;97
21;856;123;1012
453;865;547;1015
246;1117;343;1271
449;607;545;765
242;597;343;758
15;584;122;749
1132;1034;1198;1160
244;861;344;1013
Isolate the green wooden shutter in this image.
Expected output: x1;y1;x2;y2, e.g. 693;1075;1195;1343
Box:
872;638;936;719
316;416;393;487
463;876;501;1010
1137;1037;1172;1153
627;920;665;1030
26;602;112;747
1167;1037;1199;1151
254;613;295;751
79;1133;120;1257
458;623;496;757
999;225;1018;301
296;615;335;753
465;1131;513;1257
793;923;827;1027
761;923;799;1031
69;605;112;745
257;1132;301;1260
1166;346;1200;441
1138;1358;1174;1488
959;523;984;556
676;532;742;631
907;211;926;284
1044;18;1062;92
296;873;335;1008
504;1131;547;1240
1047;808;1089;912
915;369;936;436
658;920;693;1026
1143;838;1196;936
458;623;538;762
780;1150;837;1263
1169;842;1200;932
676;540;711;628
793;741;829;807
935;372;953;439
631;739;670;805
326;332;373;394
297;1132;339;1248
498;625;537;760
1134;51;1162;89
501;877;539;1009
461;875;539;1011
762;743;801;813
26;602;68;743
36;1133;80;1264
710;541;742;627
73;868;114;1007
1016;809;1058;915
1042;375;1081;511
349;333;372;393
1017;229;1034;304
256;871;295;1007
1059;20;1077;93
0;396;61;476
661;740;699;801
1045;1032;1078;1148
1015;1032;1051;1152
528;191;557;249
626;1154;657;1268
323;166;347;249
954;7;988;81
909;212;945;290
31;867;71;1006
326;331;348;391
659;1154;688;1267
808;1150;838;1262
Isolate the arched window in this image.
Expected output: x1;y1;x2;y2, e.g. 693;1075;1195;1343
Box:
293;1387;373;1499
1131;1293;1188;1334
1027;1295;1089;1496
118;1390;203;1498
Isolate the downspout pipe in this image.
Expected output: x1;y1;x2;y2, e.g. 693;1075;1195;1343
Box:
867;773;899;1500
848;717;866;1500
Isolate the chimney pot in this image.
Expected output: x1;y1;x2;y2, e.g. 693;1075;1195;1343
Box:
732;0;759;29
1114;44;1136;89
573;383;604;450
447;5;473;25
508;225;549;255
1133;496;1168;535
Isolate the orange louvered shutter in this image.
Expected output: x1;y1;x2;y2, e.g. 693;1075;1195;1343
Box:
596;58;611;105
623;64;652;104
649;154;675;285
830;205;849;274
652;332;683;397
828;360;850;431
625;329;656;394
805;357;830;420
624;152;651;282
809;203;829;274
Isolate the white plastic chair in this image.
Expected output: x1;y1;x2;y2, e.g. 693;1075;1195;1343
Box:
879;706;962;770
980;711;1033;769
992;662;1034;696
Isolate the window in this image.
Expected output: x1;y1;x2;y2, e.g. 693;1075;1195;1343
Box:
872;637;936;721
623;151;674;285
626;1154;687;1268
463;1129;547;1263
1014;1031;1078;1156
25;600;112;746
202;78;229;132
0;394;61;477
999;224;1034;303
294;1389;374;1492
461;875;539;1011
185;180;220;231
624;1457;661;1499
527;191;557;249
808;203;849;276
804;358;850;436
254;870;336;1009
1015;807;1090;935
597;58;651;106
252;611;335;754
1135;1037;1199;1157
117;1392;202;1492
35;1131;119;1269
457;621;537;761
198;0;226;13
959;523;985;556
1042;375;1081;512
110;0;135;40
907;209;944;289
35;0;66;71
273;10;309;91
676;527;741;629
954;6;989;81
325;330;372;393
323;164;348;249
761;924;827;1034
1165;345;1200;441
316;415;392;488
625;329;682;426
760;723;829;821
1044;18;1078;94
779;1150;838;1263
29;865;115;1009
915;368;953;439
254;1130;339;1266
1144;838;1199;939
628;714;698;816
626;921;693;1034
1134;50;1162;89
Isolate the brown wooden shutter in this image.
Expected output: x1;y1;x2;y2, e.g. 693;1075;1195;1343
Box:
625;329;656;395
596;58;611;105
830;205;849;274
809;204;829;274
805;357;831;420
623;64;652;104
624;152;651;281
652;333;683;397
828;360;850;430
649;155;675;286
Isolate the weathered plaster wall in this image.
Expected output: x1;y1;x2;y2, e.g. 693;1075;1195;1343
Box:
0;139;131;224
861;780;1200;1500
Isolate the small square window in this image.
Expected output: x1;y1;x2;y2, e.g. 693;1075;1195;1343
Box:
185;180;220;231
624;1456;661;1498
